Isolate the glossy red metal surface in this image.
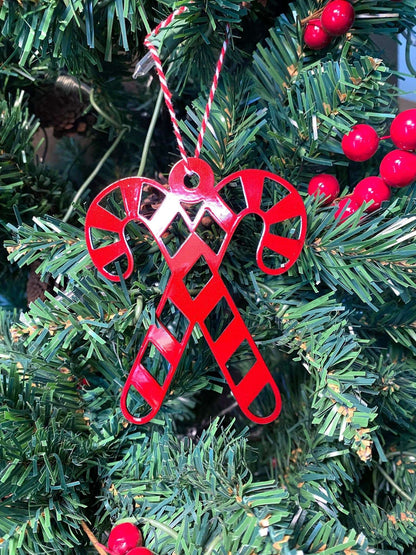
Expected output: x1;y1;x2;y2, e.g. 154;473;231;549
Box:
85;158;307;425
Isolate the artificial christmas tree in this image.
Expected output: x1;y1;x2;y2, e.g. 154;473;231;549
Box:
1;1;416;554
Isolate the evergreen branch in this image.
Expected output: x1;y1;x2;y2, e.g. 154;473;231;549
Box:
137;3;152;35
375;463;413;503
179;71;266;177
351;500;416;549
2;1;416;553
302;195;416;307
253;35;395;172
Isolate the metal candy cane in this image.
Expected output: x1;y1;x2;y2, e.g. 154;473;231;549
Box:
85;8;307;425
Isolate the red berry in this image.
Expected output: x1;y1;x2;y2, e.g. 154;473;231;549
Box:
341;124;379;162
108;523;143;555
380;149;416;188
321;0;355;36
390;109;416;151
308;174;340;204
353;176;391;212
304;19;332;50
127;549;153;555
334;196;361;221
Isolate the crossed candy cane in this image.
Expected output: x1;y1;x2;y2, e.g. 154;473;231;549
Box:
85;157;306;424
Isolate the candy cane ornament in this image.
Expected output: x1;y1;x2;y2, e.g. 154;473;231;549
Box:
84;8;307;425
85;158;306;424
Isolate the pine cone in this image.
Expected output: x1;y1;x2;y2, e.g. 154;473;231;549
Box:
28;75;96;138
26;261;52;305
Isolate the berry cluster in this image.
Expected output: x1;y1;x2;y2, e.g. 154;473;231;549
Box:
304;0;355;50
106;523;152;555
308;109;416;221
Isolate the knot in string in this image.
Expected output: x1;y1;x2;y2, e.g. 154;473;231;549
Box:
144;6;230;175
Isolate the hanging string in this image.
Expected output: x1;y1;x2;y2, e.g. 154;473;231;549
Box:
144;6;230;173
195;23;230;159
144;7;189;170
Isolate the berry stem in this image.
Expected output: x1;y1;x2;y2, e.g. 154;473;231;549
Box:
380;135;391;141
300;8;325;25
375;464;413;503
80;521;111;555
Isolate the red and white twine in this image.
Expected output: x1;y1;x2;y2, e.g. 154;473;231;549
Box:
144;6;230;172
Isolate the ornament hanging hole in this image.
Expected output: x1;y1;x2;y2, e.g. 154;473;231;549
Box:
183;172;200;189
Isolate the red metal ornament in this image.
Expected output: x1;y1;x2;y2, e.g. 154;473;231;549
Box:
85;158;307;425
